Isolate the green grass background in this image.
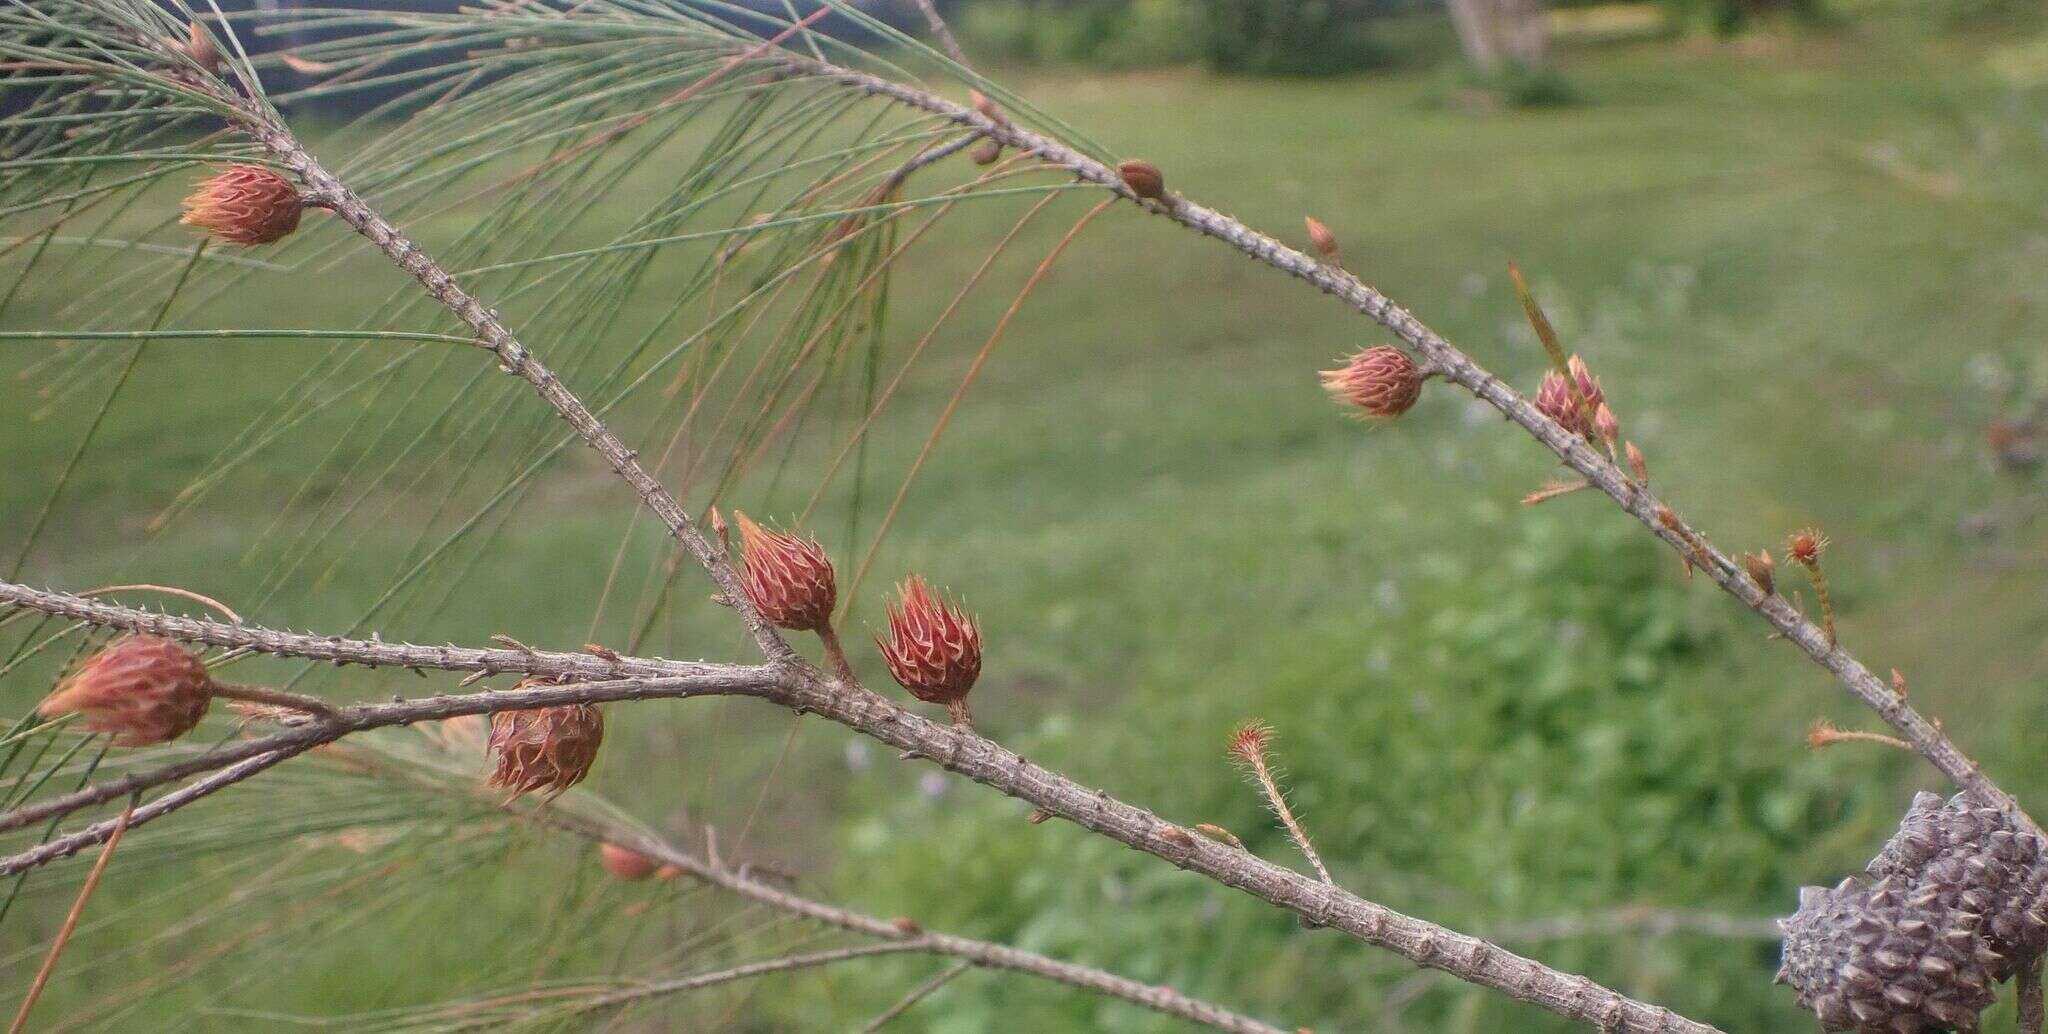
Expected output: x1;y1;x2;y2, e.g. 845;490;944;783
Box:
3;24;2047;1033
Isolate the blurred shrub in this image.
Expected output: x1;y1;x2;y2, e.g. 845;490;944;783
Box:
1475;59;1581;106
951;0;1411;74
1195;0;1391;75
1660;0;1824;35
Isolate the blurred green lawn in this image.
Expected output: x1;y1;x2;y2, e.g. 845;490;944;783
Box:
4;29;2047;1033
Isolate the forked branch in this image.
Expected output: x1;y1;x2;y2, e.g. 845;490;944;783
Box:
0;583;1720;1033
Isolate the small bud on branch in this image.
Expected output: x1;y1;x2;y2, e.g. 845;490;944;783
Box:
1304;216;1340;262
599;843;658;880
1117;159;1165;202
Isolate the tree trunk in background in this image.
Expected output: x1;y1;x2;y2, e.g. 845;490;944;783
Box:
1446;0;1549;72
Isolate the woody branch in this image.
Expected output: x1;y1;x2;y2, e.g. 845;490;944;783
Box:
0;581;1719;1034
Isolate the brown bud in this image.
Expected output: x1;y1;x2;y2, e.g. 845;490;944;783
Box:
733;512;836;632
1891;669;1907;697
891;915;922;935
1625;441;1648;483
877;575;981;724
1593;403;1619;451
655;863;683;880
1304;216;1339;262
970;90;1009;128
1117;159;1165;201
180;165;302;246
185;20;219;72
599;843;658;880
486;688;604;802
38;635;213;746
709;506;729;550
1319;346;1424;419
969;139;1001;166
1744;549;1776;595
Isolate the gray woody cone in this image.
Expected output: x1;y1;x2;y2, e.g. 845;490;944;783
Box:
1778;793;2048;1032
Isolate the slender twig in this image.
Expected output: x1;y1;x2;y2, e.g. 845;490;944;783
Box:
857;961;971;1033
0;660;771;842
7;800;131;1034
739;44;2034;835
1806;720;1911;753
907;0;972;71
208;682;337;718
537;812;1290;1034
566;943;932;1017
0;750;289;879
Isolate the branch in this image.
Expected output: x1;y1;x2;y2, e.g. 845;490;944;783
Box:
539;812;1291;1034
747;45;2035;835
906;0;972;70
857;961;971;1033
177;83;802;671
2;583;1717;1032
564;942;932;1017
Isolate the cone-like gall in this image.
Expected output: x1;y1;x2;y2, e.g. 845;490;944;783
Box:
877;575;981;726
1320;346;1424;419
486;688;604;802
38;635;212;746
180;165;303;246
733;512;836;632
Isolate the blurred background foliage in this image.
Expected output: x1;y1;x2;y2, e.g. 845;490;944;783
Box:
2;0;2046;1031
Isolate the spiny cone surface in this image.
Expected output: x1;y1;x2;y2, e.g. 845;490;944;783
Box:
1780;875;2000;1032
1865;792;2048;979
1320;346;1423;419
486;687;604;802
733;512;836;632
877;575;981;707
180;165;302;245
38;634;212;746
